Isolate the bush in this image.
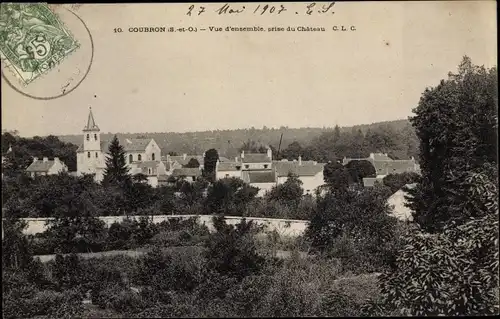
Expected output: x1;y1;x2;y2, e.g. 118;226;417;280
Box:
378;214;499;316
94;284;145;314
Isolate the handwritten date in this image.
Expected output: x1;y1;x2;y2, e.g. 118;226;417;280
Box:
186;2;335;16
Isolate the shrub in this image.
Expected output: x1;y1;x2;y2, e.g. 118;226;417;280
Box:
378;214;499;316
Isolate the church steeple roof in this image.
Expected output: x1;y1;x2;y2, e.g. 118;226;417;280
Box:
83;107;99;131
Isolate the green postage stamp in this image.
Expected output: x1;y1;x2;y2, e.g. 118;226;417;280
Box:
0;3;80;85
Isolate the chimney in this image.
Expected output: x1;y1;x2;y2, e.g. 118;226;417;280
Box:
298;156;302;166
241;150;245;159
183;153;187;160
33;157;38;163
234;157;238;162
43;157;48;162
267;147;272;159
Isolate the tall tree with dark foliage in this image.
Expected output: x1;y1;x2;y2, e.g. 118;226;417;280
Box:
407;56;498;232
102;135;131;187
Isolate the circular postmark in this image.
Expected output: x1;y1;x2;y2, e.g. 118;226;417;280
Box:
1;4;94;100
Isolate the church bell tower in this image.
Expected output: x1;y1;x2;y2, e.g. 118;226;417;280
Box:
83;107;101;152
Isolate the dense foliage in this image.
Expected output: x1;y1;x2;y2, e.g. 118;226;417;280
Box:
408;56;498;232
364;57;500;316
2;215;385;318
1;133;78;174
102;135;132;187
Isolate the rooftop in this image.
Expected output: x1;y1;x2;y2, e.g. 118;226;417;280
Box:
273;161;324;177
83;107;99;131
26;158;64;172
242;153;271;163
171;167;202;177
217;161;242;171
242;170;276;184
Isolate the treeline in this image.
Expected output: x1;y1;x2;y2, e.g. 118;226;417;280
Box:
1;118;418;177
53;118;417;161
1;133;78;172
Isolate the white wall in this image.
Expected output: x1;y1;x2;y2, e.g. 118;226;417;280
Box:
47;160;68;175
3;215;308;238
277;172;324;195
242;162;272;170
251;182;276;197
145;140;161;161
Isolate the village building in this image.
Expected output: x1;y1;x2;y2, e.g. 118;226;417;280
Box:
25;157;68;178
215;160;243;179
343;152;420;178
214;147;326;197
76;108;164;186
274;157;325;195
387;183;416;221
241;170;277;197
169;167;202;182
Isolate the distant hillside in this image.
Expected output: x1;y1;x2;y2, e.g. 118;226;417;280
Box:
57;119;412;157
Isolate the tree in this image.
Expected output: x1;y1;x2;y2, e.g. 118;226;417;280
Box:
382;172;420;194
102;135;131;187
345;160;376;184
133;173;148;183
2;218;34;270
306;188;397;251
323;162;350;190
204;216;266;280
205;178;259;215
239;140;267;153
265;173;303;209
378;212;498;316
408;56;498;232
281;141;303;160
184;158;200;168
203;148;219;182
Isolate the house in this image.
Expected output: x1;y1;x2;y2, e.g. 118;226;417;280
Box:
343;153;420;178
164;154;204;168
241;170;277;197
25;157;68;177
274;157;325;195
240;148;273;170
76;107;162;186
215;160;243;180
129;161;168;187
387;183;416;221
170;167;202;182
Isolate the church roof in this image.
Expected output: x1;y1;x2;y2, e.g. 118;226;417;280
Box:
76;137;153;153
83;107;99;131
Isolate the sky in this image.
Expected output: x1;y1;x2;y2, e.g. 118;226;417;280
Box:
1;1;497;137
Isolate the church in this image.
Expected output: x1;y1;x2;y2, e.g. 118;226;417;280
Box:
76;108;166;186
